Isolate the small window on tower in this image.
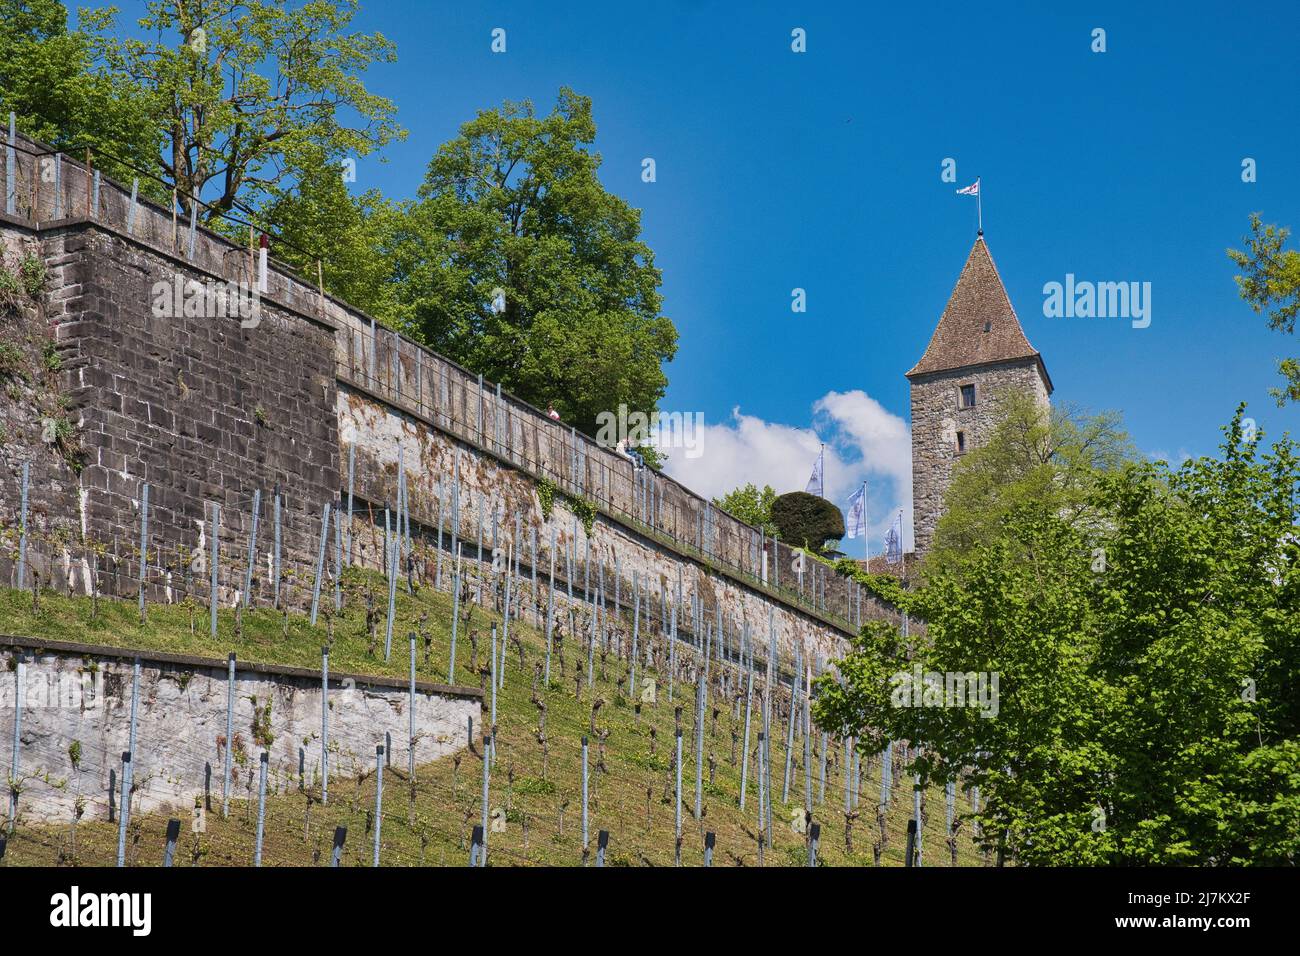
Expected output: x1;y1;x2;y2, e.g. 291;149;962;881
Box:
983;320;992;332
956;430;967;454
960;384;976;408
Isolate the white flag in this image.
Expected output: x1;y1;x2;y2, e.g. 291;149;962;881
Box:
845;487;865;539
805;450;824;497
956;179;980;196
885;512;904;565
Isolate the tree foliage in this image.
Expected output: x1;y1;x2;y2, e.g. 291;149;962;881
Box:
1228;213;1300;404
816;407;1299;865
770;491;844;554
382;88;678;435
6;0;403;222
0;0;161;197
713;483;779;535
930;391;1134;577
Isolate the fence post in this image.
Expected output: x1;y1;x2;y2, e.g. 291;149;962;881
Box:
808;822;820;867
880;742;892;807
905;819;917;868
384;516;398;660
331;826;347;867
128;657;141;762
479;734;492;866
469;824;484;867
489;626;498;765
501;548;513;690
242;489;260;607
272;490;282;609
4;112;14;215
449;545;462;681
16;461;28;589
310;502;331;625
703;831;715;867
676;733;686;868
163;819;180;867
345;445;355;564
372;745;384;866
913;775;923;867
409;634;417;779
581;735;590;864
334;496;343;611
222;653;235;818
138;483;150;620
739;640;754;811
115;751;132;866
209;501;220;638
803;661;813;814
596;829;608;867
321;646;330;805
756;731;766;865
7;655;24;833
254;751;268;866
694;672;704;821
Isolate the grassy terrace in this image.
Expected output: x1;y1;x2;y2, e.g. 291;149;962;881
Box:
0;569;987;867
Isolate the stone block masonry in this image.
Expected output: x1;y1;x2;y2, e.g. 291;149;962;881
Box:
0;125;895;671
0;634;481;826
908;360;1050;557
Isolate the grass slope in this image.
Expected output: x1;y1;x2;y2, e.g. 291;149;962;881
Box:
0;568;989;867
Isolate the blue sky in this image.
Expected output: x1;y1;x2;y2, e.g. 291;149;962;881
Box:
115;1;1300;554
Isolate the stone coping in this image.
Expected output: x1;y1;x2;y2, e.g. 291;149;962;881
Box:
0;632;482;701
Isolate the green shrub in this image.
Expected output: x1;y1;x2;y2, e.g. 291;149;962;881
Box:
770;491;845;555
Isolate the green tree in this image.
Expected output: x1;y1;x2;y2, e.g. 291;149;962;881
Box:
817;408;1300;865
713;483;779;535
92;0;404;221
770;491;844;555
259;143;398;318
0;0;160;194
385;88;678;435
1228;213;1300;404
929;390;1133;577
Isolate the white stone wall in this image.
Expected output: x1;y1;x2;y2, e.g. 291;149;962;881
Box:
338;391;879;674
0;645;479;825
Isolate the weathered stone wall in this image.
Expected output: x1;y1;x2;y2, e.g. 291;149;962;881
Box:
909;358;1050;557
338;388;896;667
0;636;480;825
0;126;885;667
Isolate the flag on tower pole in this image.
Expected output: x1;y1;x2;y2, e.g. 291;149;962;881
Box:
845;484;866;539
885;510;904;566
805;444;824;498
956;177;982;235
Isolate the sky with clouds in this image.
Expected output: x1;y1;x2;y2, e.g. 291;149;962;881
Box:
209;0;1300;558
656;389;913;555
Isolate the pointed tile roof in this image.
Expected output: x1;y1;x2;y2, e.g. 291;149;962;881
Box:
906;236;1050;389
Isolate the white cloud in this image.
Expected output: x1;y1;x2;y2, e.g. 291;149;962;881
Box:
654;389;913;555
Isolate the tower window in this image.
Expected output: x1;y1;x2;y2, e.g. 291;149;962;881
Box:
956;430;967;454
983;320;992;332
959;384;976;408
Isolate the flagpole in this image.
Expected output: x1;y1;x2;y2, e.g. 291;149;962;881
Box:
862;480;868;565
977;177;983;236
820;443;825;499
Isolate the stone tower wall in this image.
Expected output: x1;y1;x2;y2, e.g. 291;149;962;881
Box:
909;358;1050;558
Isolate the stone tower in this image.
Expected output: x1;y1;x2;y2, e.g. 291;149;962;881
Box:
906;236;1052;559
